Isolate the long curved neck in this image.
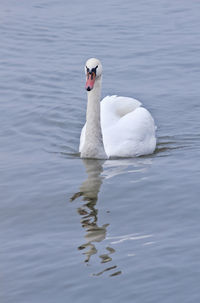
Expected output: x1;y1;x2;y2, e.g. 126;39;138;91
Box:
81;76;107;159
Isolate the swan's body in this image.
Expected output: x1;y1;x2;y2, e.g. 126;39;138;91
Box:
79;58;156;159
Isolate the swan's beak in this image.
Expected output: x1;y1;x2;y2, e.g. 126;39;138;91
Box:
85;72;96;91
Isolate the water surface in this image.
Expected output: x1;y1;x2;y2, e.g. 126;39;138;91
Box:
1;0;200;302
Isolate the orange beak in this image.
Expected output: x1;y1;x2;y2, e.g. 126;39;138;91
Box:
85;72;96;91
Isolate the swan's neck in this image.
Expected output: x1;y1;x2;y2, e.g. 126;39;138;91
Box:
81;76;107;159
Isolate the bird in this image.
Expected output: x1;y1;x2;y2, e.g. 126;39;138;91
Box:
79;58;156;159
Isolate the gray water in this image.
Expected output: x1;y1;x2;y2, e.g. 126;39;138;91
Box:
1;0;200;302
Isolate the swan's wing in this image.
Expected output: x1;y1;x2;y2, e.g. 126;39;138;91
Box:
101;95;142;128
103;107;156;157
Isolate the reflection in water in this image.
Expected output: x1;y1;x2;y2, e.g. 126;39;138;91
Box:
70;159;121;277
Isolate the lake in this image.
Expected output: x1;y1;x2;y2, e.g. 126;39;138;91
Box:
1;0;200;302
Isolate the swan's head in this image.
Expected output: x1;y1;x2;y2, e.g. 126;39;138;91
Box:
85;58;102;91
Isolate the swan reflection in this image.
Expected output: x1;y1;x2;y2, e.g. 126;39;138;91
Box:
71;157;153;276
70;159;121;276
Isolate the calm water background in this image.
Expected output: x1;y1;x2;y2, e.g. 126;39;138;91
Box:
1;0;200;302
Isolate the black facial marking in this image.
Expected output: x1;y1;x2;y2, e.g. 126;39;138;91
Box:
86;65;98;75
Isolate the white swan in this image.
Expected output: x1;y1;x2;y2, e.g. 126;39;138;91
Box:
79;58;156;159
